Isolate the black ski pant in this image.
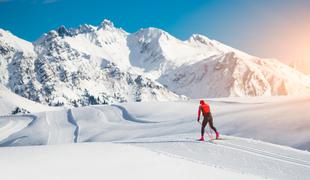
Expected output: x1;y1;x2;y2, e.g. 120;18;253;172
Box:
201;113;218;137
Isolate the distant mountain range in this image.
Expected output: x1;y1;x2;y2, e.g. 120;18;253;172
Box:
1;19;310;106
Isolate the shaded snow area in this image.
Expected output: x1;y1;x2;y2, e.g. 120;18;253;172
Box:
0;96;310;179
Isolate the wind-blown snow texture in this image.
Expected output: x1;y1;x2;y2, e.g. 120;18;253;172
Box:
1;20;310;106
0;97;310;180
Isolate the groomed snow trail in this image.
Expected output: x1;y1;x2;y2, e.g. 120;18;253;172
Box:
118;135;310;180
0;143;265;180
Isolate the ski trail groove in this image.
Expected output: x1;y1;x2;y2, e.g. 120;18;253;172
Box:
210;140;310;168
45;112;52;144
67;109;79;143
219;141;310;165
45;112;62;145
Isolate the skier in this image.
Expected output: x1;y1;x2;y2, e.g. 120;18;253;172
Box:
197;100;219;141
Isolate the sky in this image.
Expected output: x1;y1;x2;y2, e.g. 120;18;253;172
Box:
0;0;309;71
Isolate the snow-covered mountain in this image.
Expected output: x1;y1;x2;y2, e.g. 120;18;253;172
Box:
1;19;310;106
0;24;181;106
160;52;310;98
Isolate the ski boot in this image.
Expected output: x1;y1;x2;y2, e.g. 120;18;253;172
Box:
216;131;220;139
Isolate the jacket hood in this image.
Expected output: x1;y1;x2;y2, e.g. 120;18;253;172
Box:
200;100;206;105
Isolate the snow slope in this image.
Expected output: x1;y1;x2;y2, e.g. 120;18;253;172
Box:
0;85;60;116
0;96;309;179
160;52;310;98
1;20;310;106
1;96;309;149
0;143;264;180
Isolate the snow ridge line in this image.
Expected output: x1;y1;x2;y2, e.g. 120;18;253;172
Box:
0;114;37;146
212;140;310;168
67;109;79;143
111;105;158;123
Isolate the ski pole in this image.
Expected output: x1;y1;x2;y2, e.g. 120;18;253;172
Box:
206;126;213;140
197;121;213;140
208;125;214;139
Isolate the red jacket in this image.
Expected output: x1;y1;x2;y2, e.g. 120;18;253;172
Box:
197;101;211;120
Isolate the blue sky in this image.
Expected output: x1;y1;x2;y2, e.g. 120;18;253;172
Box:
0;0;309;63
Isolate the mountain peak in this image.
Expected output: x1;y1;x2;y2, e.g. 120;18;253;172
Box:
77;24;96;33
138;27;165;35
0;28;34;53
188;34;213;45
99;19;115;30
56;25;73;37
0;28;13;38
135;27;174;41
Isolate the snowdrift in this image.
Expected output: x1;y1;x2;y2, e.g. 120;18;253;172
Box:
1;96;309;150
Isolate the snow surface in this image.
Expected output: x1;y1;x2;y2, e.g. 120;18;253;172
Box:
0;85;60;115
0;143;264;180
0;96;309;179
0;29;35;54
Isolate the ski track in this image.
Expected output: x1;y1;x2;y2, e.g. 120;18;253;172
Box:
122;142;253;178
120;138;310;168
215;140;310;167
11;109;79;145
43;109;80;144
118;136;310;180
45;112;52;145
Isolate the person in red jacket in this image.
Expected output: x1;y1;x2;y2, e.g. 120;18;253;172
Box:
197;100;219;141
